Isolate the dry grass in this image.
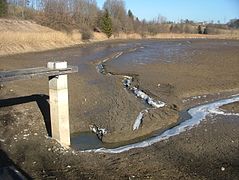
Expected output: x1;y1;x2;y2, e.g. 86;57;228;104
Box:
0;31;82;56
92;32;108;41
1;31;79;44
0;19;53;32
147;33;239;40
1;19;239;56
0;19;83;56
110;32;239;41
111;33;142;39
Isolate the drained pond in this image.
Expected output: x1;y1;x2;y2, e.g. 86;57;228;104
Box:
70;40;239;153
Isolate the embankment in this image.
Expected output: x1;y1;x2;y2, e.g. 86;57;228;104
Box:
1;18;239;57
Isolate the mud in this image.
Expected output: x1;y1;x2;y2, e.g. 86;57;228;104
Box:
221;101;239;113
0;39;239;179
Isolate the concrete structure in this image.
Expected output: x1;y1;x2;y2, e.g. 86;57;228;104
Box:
48;62;70;146
0;62;78;147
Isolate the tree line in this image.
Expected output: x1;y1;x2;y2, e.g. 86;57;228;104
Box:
0;0;238;39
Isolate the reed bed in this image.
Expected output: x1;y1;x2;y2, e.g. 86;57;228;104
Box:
0;31;82;56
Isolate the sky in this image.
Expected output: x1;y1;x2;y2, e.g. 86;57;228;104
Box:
96;0;239;23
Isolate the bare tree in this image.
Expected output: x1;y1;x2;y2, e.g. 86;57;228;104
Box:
156;14;167;24
70;0;98;28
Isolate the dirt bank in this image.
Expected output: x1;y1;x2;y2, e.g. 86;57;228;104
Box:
0;39;239;179
1;19;239;57
0;19;84;57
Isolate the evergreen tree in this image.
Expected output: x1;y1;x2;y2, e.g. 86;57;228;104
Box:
128;9;133;19
198;25;202;34
100;9;113;38
0;0;8;17
203;26;208;34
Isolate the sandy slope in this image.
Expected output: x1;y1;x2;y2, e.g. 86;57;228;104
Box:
1;19;239;57
0;19;84;56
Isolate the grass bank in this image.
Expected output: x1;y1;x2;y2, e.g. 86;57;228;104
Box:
1;19;239;57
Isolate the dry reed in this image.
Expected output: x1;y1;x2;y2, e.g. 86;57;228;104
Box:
1;19;239;57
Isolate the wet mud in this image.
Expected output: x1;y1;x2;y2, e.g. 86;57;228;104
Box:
221;101;239;114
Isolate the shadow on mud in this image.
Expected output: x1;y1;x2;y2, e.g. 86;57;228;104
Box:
0;94;51;136
0;148;32;180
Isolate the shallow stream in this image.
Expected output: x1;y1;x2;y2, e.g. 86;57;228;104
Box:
71;95;239;153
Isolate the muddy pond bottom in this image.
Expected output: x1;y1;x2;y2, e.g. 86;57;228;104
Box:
71;95;239;153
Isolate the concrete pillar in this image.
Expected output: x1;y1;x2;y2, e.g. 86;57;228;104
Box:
47;61;70;146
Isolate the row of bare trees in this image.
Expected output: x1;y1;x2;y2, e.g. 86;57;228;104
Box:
4;0;142;35
2;0;235;38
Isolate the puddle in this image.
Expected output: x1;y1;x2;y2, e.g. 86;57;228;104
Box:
71;132;103;150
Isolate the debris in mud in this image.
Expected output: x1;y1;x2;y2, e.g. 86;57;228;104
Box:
89;124;107;141
123;76;132;87
133;109;148;130
96;64;106;74
123;76;166;108
182;95;208;103
123;76;166;130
